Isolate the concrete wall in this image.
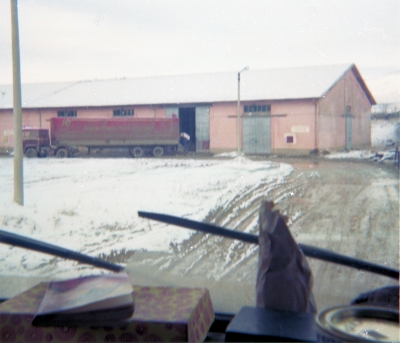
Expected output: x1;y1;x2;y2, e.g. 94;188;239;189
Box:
270;99;316;153
207;99;317;154
318;68;371;150
209;102;237;152
135;106;166;118
0;110;14;152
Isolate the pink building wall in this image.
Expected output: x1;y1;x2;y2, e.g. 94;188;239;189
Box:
317;69;371;150
208;99;317;154
209;103;237;151
269;99;316;153
0;110;14;150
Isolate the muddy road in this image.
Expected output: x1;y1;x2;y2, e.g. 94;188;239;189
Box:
126;158;399;313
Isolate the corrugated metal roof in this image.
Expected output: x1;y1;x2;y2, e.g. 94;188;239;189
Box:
0;64;373;109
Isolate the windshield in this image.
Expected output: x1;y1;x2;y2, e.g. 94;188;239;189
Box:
23;130;39;138
0;0;399;323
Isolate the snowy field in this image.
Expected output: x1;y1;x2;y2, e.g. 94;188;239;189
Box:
0;157;292;278
371;119;400;147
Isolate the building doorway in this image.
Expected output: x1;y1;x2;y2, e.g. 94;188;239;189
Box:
242;116;271;154
345;105;353;150
179;107;196;152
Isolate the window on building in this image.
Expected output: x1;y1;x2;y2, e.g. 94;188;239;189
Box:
286;135;295;143
113;108;134;117
243;104;270;113
57;110;77;117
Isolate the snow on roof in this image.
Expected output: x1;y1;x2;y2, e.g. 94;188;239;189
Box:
0;64;372;109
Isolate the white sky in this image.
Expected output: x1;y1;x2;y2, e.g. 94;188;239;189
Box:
0;0;399;83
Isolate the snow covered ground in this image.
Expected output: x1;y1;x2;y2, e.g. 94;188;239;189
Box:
371;119;400;147
0;119;398;276
0;157;292;279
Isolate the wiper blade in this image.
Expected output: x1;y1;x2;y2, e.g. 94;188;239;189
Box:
0;229;124;272
138;211;399;280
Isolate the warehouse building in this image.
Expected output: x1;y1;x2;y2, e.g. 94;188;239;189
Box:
0;63;375;155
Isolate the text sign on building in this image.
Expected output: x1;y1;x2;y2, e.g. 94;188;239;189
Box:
291;125;310;133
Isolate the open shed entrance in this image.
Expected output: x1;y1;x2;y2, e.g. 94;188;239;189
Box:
166;106;210;153
179;107;196;152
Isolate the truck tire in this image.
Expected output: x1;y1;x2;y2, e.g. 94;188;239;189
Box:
153;146;164;157
177;143;185;153
25;148;37;158
166;145;178;154
129;147;144;158
38;151;48;158
56;148;68;158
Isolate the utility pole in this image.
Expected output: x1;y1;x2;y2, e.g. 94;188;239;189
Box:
10;0;24;205
237;66;248;155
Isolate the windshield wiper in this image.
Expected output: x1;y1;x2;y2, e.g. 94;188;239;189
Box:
0;229;124;272
138;211;399;280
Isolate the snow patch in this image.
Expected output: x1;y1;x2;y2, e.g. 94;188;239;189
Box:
0;157;293;279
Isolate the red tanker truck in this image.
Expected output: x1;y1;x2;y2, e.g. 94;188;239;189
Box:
23;117;180;158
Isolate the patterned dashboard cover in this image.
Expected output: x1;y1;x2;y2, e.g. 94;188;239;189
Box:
0;282;214;343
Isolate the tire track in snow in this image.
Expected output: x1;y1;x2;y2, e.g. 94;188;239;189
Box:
127;159;399;313
161;171;313;280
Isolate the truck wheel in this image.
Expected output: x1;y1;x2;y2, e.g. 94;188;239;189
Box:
177;143;184;153
153;146;164;157
166;145;177;154
129;147;144;158
25;148;37;158
56;148;68;158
